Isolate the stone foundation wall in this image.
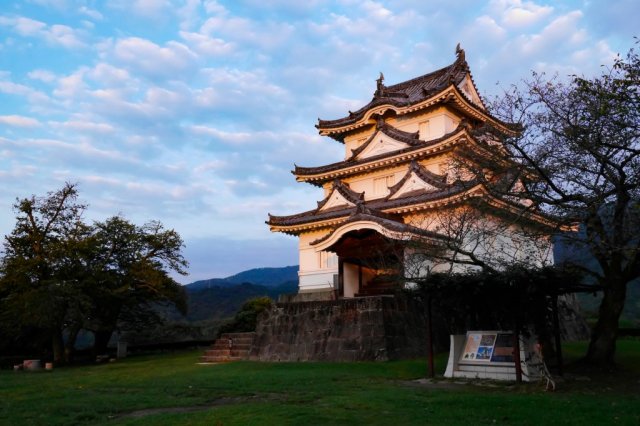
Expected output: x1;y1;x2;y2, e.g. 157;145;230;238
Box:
249;295;430;362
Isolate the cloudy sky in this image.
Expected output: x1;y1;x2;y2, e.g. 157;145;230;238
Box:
0;0;637;282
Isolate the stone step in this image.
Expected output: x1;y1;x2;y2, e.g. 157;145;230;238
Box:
204;349;250;357
200;332;256;364
200;355;245;363
219;332;256;340
211;340;253;348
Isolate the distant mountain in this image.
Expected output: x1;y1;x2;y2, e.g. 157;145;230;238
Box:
187;265;298;290
182;265;299;322
186;280;297;322
125;267;299;345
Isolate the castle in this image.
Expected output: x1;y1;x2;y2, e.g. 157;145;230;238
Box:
268;46;555;301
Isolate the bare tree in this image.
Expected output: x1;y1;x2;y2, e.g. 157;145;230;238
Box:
489;42;640;365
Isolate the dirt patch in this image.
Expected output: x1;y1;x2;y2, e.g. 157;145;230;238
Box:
406;378;520;391
112;394;282;420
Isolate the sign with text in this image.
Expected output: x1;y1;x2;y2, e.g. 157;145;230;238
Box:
460;331;515;364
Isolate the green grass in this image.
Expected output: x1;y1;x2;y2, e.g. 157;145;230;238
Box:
1;341;639;425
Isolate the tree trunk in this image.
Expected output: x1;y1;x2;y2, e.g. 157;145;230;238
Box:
586;279;627;366
52;330;64;364
93;329;113;356
64;327;80;363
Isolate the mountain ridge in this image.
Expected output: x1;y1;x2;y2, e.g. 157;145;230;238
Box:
186;265;298;290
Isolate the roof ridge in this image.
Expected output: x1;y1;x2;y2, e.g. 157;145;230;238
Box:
315;180;364;211
386;160;448;200
347;119;420;160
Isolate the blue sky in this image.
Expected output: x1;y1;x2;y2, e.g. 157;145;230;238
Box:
0;0;637;282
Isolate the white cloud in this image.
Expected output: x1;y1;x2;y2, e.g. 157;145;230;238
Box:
53;69;88;99
0;115;41;127
0;15;86;49
86;63;134;87
203;0;227;15
27;69;57;83
135;0;170;16
112;37;198;79
200;15;294;50
28;0;68;8
0;1;636;280
471;15;507;40
78;6;103;21
50;120;115;134
48;24;86;49
177;0;202;30
490;0;554;28
179;31;235;56
520;10;584;56
0;79;53;108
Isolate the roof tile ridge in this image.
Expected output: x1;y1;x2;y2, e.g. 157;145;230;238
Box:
267;209;318;225
385;61;457;92
385;160;471;201
315;179;364;211
413;162;448;188
379;121;420;145
347;119;421;160
348;125;380;160
309;203;398;246
295;125;469;178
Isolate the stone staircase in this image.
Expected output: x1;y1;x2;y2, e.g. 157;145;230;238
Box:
200;332;256;363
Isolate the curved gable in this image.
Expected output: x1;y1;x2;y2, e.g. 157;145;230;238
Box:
388;161;448;200
355;131;412;160
317;180;364;211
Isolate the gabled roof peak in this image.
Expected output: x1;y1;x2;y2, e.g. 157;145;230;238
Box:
315;180;364;211
317;46;472;133
386;160;448;200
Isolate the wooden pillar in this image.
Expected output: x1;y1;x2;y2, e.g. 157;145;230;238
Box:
513;324;522;384
552;294;564;376
426;293;435;378
338;258;344;298
358;264;363;295
512;284;523;384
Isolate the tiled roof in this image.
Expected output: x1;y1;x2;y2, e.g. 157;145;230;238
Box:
317;51;470;130
315;180;364;210
386;160;448;199
309;207;448;247
293;124;467;184
267;179;477;228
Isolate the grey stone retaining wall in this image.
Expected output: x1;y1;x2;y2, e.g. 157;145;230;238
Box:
249;295;432;361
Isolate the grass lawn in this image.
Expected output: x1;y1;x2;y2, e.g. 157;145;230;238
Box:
1;340;639;425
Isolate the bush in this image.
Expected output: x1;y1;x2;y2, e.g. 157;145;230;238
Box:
217;296;273;336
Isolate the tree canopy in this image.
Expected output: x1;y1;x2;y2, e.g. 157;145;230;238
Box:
491;41;640;365
0;184;187;362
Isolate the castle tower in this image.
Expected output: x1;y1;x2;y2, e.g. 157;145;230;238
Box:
268;47;555;299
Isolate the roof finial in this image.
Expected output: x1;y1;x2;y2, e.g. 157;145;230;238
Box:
455;43;465;62
375;72;385;96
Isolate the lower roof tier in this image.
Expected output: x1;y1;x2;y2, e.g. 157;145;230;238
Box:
267;180;560;236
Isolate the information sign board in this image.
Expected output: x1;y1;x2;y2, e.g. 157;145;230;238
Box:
460;331;515;364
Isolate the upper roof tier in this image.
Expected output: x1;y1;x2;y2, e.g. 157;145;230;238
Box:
315;46;515;141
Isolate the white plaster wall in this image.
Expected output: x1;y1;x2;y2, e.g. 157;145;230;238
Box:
341;107;462;160
343;262;359;298
298;231;338;292
387;107;460;140
403;209;553;273
344;157;447;201
298;270;337;292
